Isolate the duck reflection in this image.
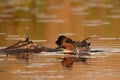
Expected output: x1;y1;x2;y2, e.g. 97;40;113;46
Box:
61;54;73;69
61;53;88;69
73;56;88;63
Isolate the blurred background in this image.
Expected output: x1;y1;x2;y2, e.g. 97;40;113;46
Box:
0;0;120;47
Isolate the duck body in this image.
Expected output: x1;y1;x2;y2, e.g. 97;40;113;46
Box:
55;35;91;58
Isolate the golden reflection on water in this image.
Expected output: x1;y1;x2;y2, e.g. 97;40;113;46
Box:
0;51;120;80
0;0;120;47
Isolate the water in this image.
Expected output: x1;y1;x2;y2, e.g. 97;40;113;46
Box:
0;0;120;80
0;48;120;80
